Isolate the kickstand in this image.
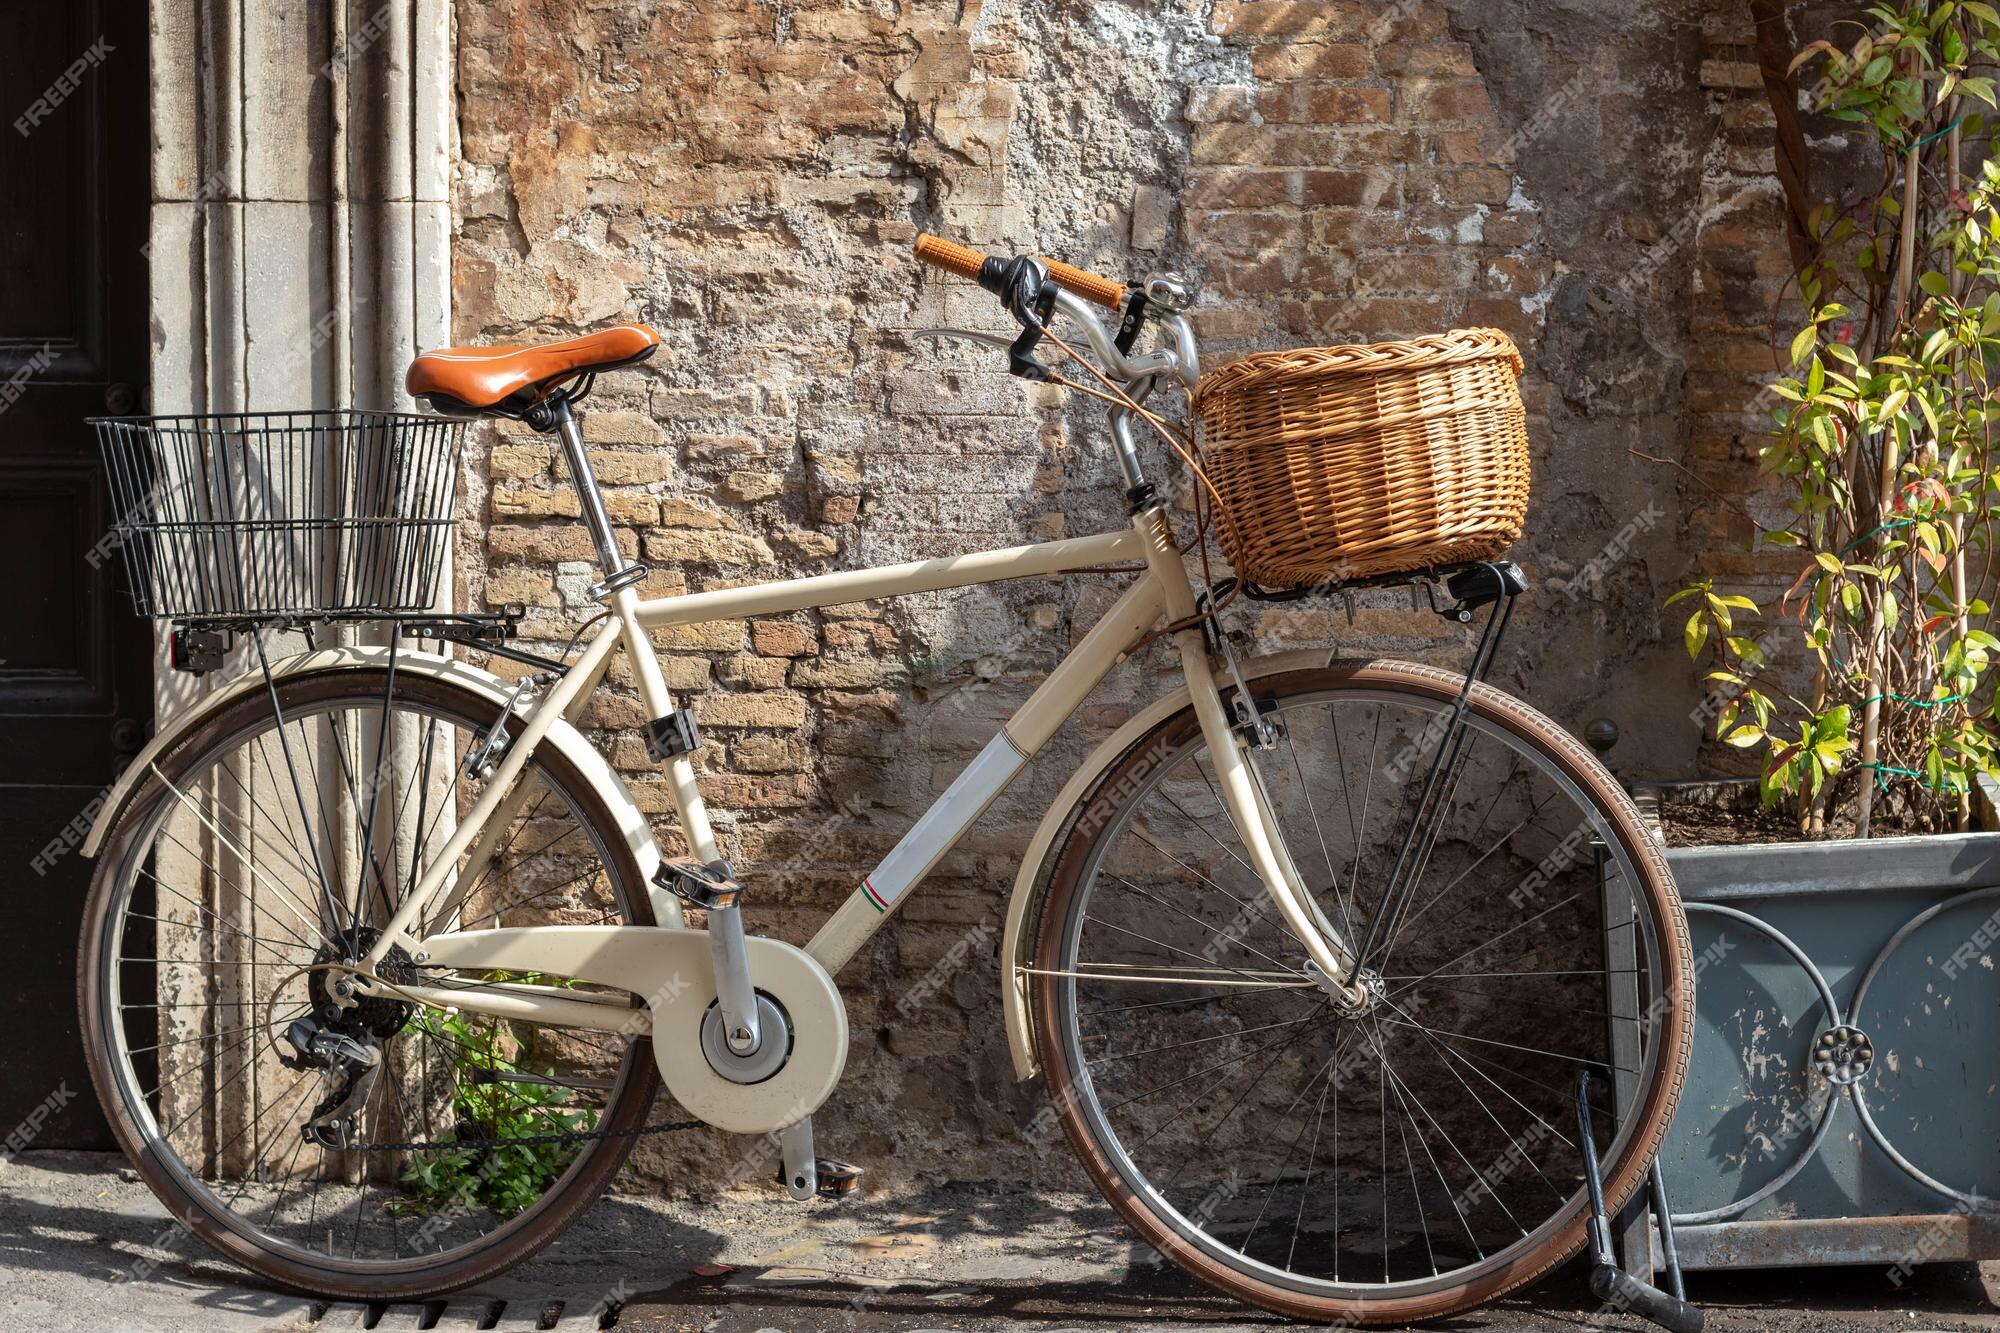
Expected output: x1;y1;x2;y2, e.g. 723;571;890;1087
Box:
1576;1069;1704;1333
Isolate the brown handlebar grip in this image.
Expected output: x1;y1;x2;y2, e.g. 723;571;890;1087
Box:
1039;257;1128;309
912;232;1128;309
913;232;989;285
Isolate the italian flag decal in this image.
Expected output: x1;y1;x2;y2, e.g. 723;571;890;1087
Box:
862;877;890;913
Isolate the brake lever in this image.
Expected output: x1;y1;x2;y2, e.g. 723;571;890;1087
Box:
910;327;1017;352
912;325;1056;380
913;324;1055;380
912;297;1059;383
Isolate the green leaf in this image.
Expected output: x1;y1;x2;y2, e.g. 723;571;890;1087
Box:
1684;611;1709;661
1727;635;1767;666
1915;387;1941;437
1750;691;1773;729
1724;724;1766;747
1790;324;1818;366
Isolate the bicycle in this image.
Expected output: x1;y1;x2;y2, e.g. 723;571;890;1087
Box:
78;234;1693;1324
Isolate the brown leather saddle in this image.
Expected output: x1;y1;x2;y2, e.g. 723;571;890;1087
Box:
405;324;661;417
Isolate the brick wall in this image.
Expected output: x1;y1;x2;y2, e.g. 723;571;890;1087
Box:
449;0;1762;1187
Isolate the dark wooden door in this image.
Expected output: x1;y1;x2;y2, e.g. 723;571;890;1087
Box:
0;0;151;1148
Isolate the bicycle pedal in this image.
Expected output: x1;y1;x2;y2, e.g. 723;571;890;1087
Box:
654;856;743;910
815;1159;863;1198
773;1154;863;1200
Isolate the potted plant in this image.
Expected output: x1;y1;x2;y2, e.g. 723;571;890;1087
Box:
1673;2;2000;838
1641;0;2000;1272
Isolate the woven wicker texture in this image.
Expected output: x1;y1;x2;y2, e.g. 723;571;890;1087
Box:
1191;327;1530;586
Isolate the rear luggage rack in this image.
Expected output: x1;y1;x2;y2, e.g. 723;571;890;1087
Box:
164;607;570;677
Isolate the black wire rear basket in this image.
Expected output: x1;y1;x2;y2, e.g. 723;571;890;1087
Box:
90;410;463;621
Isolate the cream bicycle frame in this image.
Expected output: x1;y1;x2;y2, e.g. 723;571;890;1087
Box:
350;277;1358;1041
357;505;1357;1029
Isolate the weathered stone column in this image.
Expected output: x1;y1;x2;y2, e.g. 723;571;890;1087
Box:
145;0;454;701
149;0;451;421
142;0;454;1169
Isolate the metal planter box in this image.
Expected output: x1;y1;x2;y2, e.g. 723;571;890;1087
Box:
1634;781;2000;1271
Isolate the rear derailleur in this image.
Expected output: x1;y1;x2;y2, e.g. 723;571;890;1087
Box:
279;928;418;1150
281;1020;382;1150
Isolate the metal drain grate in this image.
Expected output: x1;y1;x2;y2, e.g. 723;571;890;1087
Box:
312;1294;618;1330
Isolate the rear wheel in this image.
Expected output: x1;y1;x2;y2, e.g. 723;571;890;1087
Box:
1027;660;1692;1324
79;667;660;1299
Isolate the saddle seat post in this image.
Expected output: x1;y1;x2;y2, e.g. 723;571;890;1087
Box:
531;390;647;599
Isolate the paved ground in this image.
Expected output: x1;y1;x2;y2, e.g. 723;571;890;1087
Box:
5;1151;1999;1332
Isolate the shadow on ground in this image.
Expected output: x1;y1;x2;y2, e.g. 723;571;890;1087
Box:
5;1154;1998;1331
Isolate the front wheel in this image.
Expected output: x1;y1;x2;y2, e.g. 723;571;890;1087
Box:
1026;660;1692;1325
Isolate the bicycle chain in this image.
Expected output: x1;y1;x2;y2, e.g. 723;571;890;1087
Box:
345;1118;707;1153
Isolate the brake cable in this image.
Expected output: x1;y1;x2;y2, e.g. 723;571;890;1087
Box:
1028;318;1244;654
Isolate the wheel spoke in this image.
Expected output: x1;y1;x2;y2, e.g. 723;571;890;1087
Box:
149;773;340;951
1384;782;1550;956
1100;870;1305;977
1079;915;1315;997
1376;1014;1635;1075
1282;722;1360;949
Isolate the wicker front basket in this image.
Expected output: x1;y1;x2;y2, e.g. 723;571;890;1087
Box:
1191;327;1530;586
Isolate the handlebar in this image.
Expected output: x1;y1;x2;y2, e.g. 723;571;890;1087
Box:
911;232;1198;388
913;232;1128;309
910;233;1203;494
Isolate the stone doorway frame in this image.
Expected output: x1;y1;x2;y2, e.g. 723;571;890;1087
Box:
146;0;455;715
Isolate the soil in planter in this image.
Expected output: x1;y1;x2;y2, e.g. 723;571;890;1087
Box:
1655;779;1940;847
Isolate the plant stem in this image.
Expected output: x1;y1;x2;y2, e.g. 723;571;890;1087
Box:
1856;139;1923;838
1947;111;1973;831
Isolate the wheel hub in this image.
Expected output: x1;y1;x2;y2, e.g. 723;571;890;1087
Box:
309;926;417;1041
1311;962;1385;1017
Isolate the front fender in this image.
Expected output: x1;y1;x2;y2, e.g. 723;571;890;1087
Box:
80;646;679;926
998;648;1334;1081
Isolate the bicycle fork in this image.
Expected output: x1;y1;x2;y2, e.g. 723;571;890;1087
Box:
1136;507;1365;1004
